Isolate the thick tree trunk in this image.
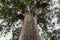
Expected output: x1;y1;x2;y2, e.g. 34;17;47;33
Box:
19;11;39;40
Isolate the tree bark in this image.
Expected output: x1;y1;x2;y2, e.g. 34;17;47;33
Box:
19;11;39;40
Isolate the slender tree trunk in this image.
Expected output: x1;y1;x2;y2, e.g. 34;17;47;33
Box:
19;11;39;40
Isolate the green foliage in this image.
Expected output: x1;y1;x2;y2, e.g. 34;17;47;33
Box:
12;27;22;40
57;11;60;22
0;0;60;40
0;25;2;31
21;0;32;5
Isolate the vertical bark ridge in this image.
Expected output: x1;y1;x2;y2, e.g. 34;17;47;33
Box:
19;11;39;40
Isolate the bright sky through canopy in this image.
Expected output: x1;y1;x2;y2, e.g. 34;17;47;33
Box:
0;0;60;40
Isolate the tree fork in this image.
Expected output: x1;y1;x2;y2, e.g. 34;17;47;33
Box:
19;11;39;40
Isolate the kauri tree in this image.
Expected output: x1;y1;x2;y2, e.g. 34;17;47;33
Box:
0;0;60;40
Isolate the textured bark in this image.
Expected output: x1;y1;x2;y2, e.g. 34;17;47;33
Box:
19;11;39;40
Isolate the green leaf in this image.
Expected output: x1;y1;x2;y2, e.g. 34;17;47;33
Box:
57;11;60;22
21;0;32;5
0;25;2;31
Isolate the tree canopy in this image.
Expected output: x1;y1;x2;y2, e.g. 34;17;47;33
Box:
0;0;60;40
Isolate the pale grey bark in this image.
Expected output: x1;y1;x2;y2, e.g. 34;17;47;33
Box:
19;11;39;40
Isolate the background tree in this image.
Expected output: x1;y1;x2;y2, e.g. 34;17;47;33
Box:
0;0;60;40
